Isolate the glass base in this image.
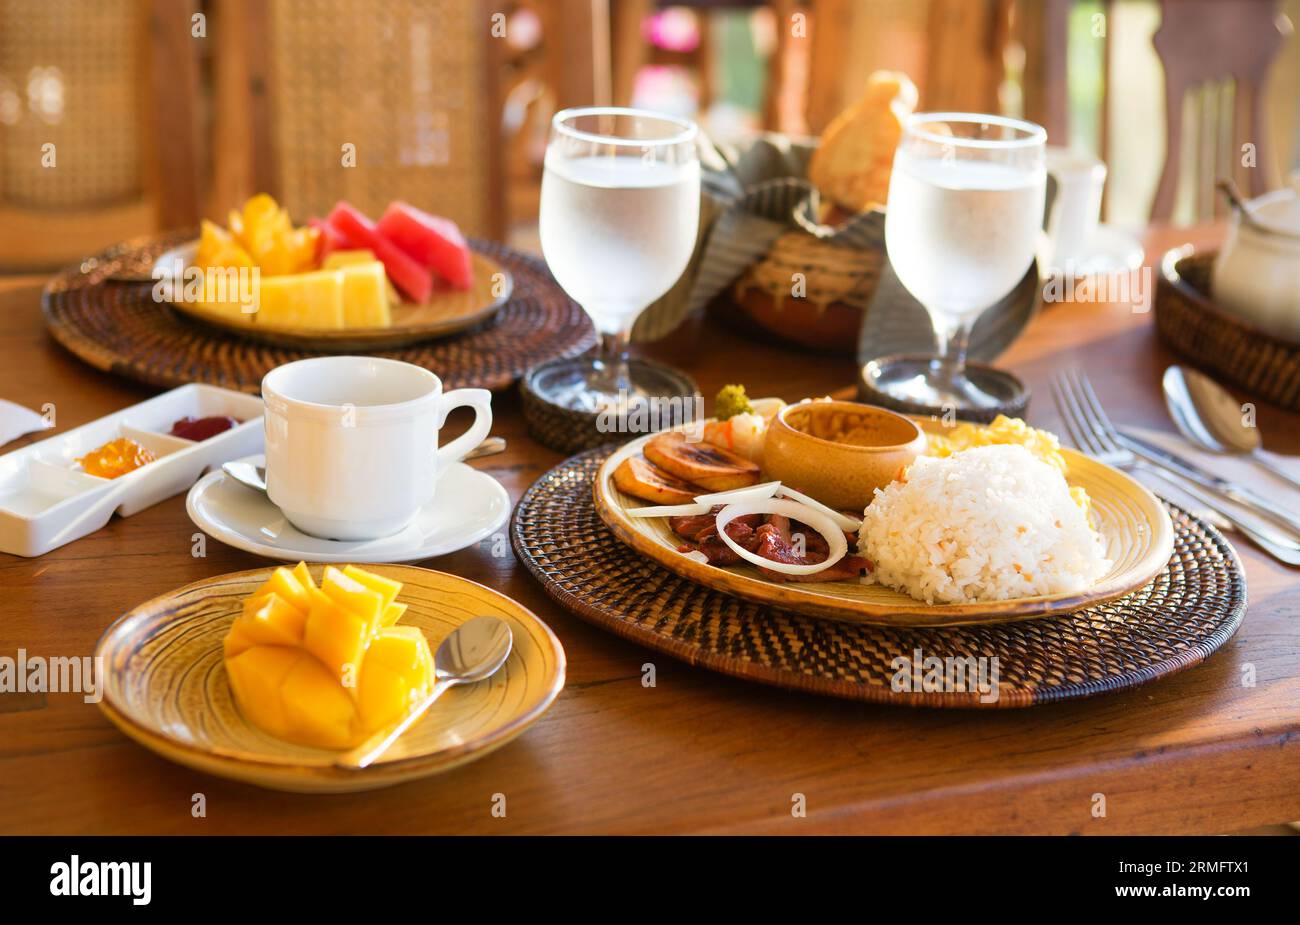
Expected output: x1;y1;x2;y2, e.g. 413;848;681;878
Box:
530;355;698;415
880;360;1006;410
860;354;1029;422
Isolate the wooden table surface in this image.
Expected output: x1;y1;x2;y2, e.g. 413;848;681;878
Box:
2;224;1298;835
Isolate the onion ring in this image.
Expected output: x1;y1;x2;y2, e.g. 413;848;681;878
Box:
693;481;782;506
715;498;848;576
627;502;711;518
775;486;863;532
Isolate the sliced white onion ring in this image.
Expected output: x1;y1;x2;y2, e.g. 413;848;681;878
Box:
693;481;782;507
627;502;711;518
715;498;848;576
775;486;863;532
681;549;710;564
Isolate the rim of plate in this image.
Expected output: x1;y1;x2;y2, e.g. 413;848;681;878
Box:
154;242;513;338
592;420;1177;624
94;565;566;777
185;459;510;563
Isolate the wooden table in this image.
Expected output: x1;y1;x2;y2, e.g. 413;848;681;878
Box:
2;225;1298;835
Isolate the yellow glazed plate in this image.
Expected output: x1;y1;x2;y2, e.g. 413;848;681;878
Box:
155;241;512;351
593;416;1176;627
95;565;565;792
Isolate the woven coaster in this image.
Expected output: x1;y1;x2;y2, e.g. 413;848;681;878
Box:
511;446;1247;708
42;232;596;394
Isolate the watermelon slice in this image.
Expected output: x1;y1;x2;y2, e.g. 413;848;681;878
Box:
309;217;351;263
376;202;474;291
326;202;433;303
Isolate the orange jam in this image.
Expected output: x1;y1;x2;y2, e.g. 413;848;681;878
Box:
77;437;156;479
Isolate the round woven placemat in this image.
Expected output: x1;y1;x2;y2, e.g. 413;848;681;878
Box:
41;232;596;394
511;447;1248;708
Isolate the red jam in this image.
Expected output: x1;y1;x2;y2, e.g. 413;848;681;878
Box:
169;415;240;441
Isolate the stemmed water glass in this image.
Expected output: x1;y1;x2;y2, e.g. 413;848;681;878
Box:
882;112;1047;410
538;106;701;412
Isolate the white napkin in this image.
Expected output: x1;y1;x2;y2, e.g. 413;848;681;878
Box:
0;399;52;450
1123;425;1300;528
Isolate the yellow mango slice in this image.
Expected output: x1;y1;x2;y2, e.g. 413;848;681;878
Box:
280;654;359;749
195;220;256;270
357;661;416;731
231;194;292;264
366;625;431;679
258;225;320;277
342;564;402;609
321;566;384;632
339;262;391;328
246;591;307;642
254;566;311;614
322;249;377;268
251;269;344;329
222;616;260;659
302;586;369;687
224;646;301;739
292;561;317;592
358;627;433;730
222;560;433;751
380;601;407;628
224;592;306;656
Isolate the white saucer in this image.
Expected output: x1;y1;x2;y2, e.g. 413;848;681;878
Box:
186;455;511;563
1050;223;1145;278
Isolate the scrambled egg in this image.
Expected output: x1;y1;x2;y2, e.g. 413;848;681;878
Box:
926;415;1091;512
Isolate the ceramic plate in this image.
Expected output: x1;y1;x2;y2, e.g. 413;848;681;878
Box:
156;242;512;351
96;564;565;792
186;455;510;563
593;417;1176;627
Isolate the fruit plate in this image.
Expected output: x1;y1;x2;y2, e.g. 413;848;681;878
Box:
592;417;1176;627
154;241;512;351
95;565;565;792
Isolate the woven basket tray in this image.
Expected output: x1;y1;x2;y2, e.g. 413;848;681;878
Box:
1156;248;1300;411
41;233;595;394
511;447;1247;708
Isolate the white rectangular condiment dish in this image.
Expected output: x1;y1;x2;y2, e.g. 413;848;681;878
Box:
0;384;264;556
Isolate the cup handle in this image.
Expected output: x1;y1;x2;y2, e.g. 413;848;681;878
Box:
435;388;493;467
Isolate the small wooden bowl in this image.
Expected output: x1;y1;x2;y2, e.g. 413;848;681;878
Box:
761;400;927;511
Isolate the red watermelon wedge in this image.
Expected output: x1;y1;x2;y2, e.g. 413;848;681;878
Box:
326;202;433;303
377;202;474;291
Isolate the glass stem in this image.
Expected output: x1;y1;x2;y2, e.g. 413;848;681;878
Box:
934;315;973;393
594;325;633;396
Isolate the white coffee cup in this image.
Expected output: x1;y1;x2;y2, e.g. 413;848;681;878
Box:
261;356;493;541
1045;145;1107;269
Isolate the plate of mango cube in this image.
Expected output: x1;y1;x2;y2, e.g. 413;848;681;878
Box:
95;563;565;792
155;195;513;351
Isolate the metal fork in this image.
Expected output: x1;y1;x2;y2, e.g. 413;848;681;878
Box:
1052;367;1300;566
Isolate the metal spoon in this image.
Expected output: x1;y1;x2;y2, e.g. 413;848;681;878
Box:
222;436;507;494
336;615;513;769
1162;365;1300;490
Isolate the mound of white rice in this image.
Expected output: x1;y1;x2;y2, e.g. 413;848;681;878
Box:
858;444;1110;604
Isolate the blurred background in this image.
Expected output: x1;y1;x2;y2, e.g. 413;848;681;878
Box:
0;0;1296;270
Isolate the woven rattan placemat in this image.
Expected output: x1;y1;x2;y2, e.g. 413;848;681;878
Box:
42;232;595;393
511;446;1247;708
